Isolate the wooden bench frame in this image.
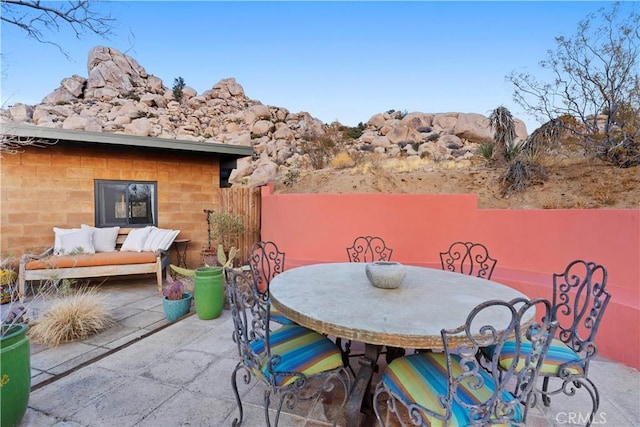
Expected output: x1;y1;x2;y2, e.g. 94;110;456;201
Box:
18;228;170;301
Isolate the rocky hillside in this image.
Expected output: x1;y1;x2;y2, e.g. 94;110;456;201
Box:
1;46;528;187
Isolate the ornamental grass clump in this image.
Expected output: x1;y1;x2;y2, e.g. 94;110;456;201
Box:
28;287;114;347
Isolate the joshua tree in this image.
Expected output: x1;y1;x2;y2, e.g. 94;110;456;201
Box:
489;106;516;162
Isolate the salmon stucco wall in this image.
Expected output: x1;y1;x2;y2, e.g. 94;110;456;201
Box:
259;184;640;370
1;143;223;270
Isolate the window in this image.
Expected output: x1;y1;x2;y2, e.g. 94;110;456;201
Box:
95;180;157;227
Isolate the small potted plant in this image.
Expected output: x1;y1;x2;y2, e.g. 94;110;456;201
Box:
162;276;193;322
0;255;18;304
205;208;245;268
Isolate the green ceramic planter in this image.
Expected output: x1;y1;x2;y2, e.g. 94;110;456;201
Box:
1;324;31;427
194;267;224;320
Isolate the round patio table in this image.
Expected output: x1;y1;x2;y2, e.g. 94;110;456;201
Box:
269;262;530;427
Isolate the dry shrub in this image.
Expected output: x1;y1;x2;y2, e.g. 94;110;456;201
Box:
330;151;355;169
500;158;547;196
28;287;114;347
382;157;433;173
589;182;617;206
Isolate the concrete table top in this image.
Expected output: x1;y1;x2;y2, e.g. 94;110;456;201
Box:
270;262;530;350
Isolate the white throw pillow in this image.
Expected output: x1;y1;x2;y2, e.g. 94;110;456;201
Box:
53;227;81;255
57;228;95;255
141;227;163;251
158;229;180;251
120;226;153;252
142;228;180;251
81;224;120;252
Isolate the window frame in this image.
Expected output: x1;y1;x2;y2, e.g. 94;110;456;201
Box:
94;180;158;228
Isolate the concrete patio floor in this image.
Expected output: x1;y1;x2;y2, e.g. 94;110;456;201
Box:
12;277;640;426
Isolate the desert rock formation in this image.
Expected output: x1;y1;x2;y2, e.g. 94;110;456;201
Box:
1;46;528;187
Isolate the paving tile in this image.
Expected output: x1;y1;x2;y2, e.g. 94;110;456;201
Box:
140;348;215;386
118;309;166;329
47;346;112;375
81;323;147;347
30;342;99;372
16;279;640;427
67;374;180;426
135;389;235;427
29;365;131;415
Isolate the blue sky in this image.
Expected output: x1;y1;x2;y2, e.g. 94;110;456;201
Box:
0;1;617;133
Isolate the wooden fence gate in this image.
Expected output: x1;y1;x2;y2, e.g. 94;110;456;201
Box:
221;187;261;266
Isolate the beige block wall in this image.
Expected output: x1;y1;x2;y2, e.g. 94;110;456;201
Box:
0;142;223;269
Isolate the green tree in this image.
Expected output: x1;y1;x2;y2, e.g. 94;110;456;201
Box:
508;2;640;167
172;77;186;102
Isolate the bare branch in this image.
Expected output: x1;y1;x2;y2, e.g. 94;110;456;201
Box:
1;0;116;58
0;133;57;156
507;2;640;167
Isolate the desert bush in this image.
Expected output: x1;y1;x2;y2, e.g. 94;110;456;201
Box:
331;151;355;169
340;122;365;140
500;157;548;196
299;133;338;169
28;286;114;347
417;126;432;133
132;111;158;120
172;76;186;102
477;142;494;159
281;168;300;187
426;133;440;142
503;141;524;162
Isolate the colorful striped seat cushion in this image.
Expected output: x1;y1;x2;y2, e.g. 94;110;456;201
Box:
382;352;522;425
250;324;343;387
270;305;296;325
484;337;584;376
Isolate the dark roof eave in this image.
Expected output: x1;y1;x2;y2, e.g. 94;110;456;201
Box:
0;122;254;157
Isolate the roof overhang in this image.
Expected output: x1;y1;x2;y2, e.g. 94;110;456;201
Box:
0;122;254;159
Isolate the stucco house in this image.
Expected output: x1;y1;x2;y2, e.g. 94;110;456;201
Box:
0;122;254;270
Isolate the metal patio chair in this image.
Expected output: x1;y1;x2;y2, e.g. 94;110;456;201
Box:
373;297;557;426
346;235;393;263
248;240;293;325
483;260;611;427
343;235;401;366
439;241;497;280
224;267;351;427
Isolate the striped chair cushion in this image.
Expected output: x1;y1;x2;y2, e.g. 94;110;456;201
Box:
270;305;296;325
486;338;584;376
250;324;343;386
382;352;522;426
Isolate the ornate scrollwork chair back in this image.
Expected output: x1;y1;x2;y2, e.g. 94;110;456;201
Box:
480;260;611;427
373;298;557;426
224;267;352;427
343;235;396;366
248;240;286;296
544;260;610;425
346;235;393;263
248;240;293;326
440;241;497;280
